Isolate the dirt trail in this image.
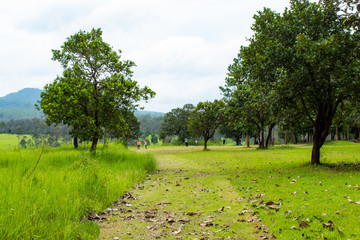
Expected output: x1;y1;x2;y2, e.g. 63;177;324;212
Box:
97;147;269;239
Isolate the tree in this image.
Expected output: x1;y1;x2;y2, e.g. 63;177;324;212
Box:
151;135;159;144
234;0;360;164
0;121;6;133
159;104;194;142
188;100;225;150
38;28;155;152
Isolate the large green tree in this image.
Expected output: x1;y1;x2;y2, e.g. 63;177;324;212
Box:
232;0;360;164
188;100;225;150
38;28;155;152
159;104;194;142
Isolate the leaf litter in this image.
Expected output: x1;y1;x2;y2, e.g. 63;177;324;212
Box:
95;166;273;239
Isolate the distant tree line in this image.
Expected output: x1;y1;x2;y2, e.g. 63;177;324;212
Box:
0;118;69;137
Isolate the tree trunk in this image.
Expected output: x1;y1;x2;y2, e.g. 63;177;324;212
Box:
204;137;208;150
91;131;99;152
311;109;332;165
259;124;265;148
311;127;324;165
336;126;340;140
246;131;250;148
265;123;275;148
73;136;78;149
235;136;240;146
285;131;288;145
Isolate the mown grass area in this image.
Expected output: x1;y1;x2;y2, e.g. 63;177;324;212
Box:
0;141;157;239
0;134;22;150
160;141;360;239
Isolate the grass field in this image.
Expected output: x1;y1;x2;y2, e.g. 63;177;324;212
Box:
0;135;157;239
0;134;21;150
1;132;359;239
146;141;360;239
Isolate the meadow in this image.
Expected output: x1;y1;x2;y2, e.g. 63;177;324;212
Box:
0;134;157;239
147;141;360;239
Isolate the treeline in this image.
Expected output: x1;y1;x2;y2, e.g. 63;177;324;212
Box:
0;114;164;148
0;118;69;136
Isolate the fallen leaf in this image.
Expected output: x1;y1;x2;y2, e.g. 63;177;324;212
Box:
186;212;197;216
172;228;182;235
265;201;275;206
178;219;190;223
283;210;292;215
323;220;335;231
167;218;176;223
200;220;214;227
268;205;281;210
299;221;309;228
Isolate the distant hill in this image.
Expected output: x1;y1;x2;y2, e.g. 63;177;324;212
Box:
135;110;165;117
0;88;43;120
0;88;42;108
0;88;164;121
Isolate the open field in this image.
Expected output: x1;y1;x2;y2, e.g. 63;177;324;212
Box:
99;141;360;239
0;134;21;150
0;139;156;239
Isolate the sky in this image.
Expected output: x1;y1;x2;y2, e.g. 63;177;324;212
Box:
0;0;290;113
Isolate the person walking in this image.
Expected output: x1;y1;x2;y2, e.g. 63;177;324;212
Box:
137;140;141;150
145;140;148;150
185;138;188;147
195;138;198;146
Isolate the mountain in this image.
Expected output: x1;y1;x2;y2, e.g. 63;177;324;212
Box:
0;88;164;121
0;88;43;120
0;88;42;108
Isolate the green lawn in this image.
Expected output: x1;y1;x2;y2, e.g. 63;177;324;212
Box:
146;141;360;239
0;134;20;150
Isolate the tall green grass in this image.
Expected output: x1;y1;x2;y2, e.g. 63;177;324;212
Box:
0;143;156;239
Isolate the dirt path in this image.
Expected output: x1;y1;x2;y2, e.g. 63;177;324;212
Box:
97;147;270;239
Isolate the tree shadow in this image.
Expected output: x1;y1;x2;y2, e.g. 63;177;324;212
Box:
298;161;360;172
320;161;360;172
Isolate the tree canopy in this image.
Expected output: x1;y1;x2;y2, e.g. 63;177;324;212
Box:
224;0;360;164
38;28;155;152
188;100;225;150
159;104;194;142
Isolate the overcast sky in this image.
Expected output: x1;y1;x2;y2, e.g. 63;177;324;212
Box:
0;0;290;113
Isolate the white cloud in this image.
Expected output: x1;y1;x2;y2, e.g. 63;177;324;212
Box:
0;0;290;112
